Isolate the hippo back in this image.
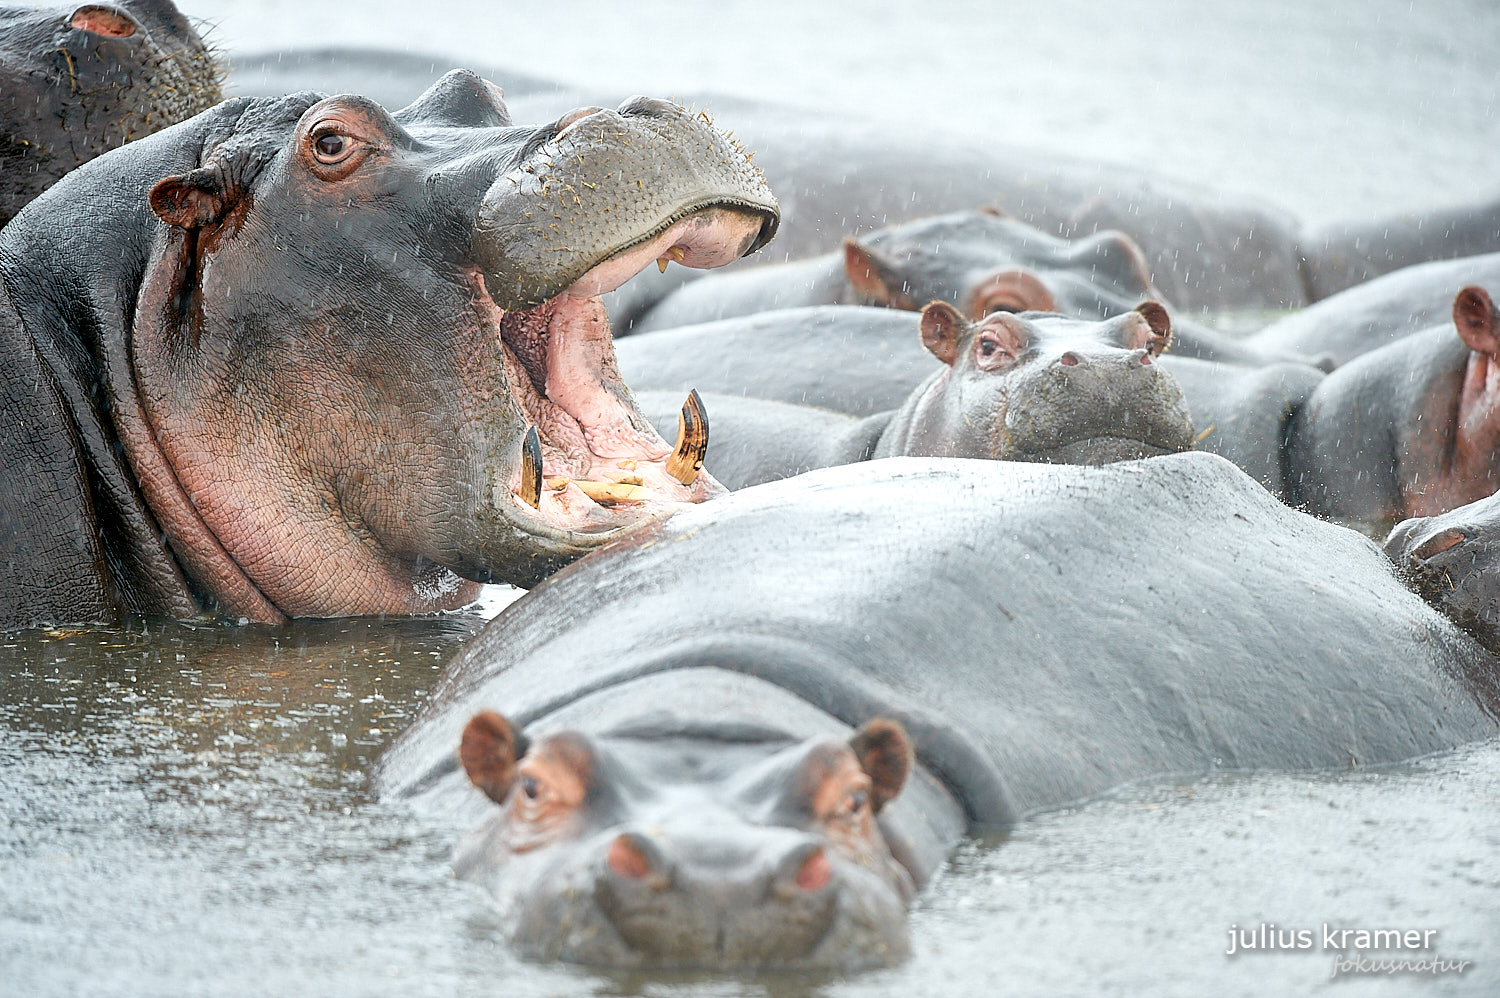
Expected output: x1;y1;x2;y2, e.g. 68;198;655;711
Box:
379;454;1498;828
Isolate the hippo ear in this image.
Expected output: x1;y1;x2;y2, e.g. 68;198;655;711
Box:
1452;286;1500;356
843;238;910;308
848;718;912;814
460;711;529;804
919;300;966;366
149;167;230;229
1131;301;1173;357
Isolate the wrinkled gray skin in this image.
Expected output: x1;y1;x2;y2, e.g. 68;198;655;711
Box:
0;76;776;628
377;455;1499;971
1;0;222;227
1247;252;1500;367
613;209;1283;366
1387;491;1500;655
640;303;1194;489
618;302;1492;519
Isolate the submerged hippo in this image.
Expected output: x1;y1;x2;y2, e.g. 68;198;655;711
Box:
1;0;222;227
377;455;1499;970
612;209;1279;365
638;302;1193;489
0;73;778;629
618;294;1497;522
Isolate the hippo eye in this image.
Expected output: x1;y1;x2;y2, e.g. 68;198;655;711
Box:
312;131;355;164
977;333;1010;361
983;304;1019;316
520;774;541;800
848;789;869;814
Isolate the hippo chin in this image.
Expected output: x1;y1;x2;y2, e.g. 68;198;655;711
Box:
1;0;222;227
0;73;777;628
378;454;1499;972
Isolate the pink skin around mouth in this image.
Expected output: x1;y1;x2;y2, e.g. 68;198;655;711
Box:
475;208;764;531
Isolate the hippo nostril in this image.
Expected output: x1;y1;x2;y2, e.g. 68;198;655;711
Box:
795;848;832;891
70;5;137;37
1059;352;1081;367
607;832;657;880
556;106;606;136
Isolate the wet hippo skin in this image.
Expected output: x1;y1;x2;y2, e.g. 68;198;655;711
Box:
0;74;778;628
377;454;1499;971
1;0;222;227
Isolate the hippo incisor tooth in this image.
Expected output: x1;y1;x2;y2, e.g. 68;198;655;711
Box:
665;388;708;486
616;459;638;470
605;472;644;486
520;425;542;509
544;476;571;491
574;480;649;504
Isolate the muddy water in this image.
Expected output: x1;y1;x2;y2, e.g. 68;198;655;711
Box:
2;605;1495;997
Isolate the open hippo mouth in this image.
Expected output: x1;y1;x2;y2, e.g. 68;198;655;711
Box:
486;207;767;531
464;98;778;574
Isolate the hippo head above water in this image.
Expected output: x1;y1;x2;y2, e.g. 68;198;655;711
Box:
0;73;777;626
875;300;1195;464
0;0;222;227
453;710;917;970
842;208;1157;320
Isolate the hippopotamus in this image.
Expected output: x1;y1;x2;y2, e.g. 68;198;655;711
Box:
608;208;1282;365
376;454;1499;970
0;73;778;629
1287;285;1500;522
1387;488;1500;655
1245;252;1500;367
634;302;1193;490
1;0;222;227
616;293;1496;521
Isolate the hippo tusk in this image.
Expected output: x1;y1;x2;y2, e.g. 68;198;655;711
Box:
665;388;709;485
520;425;543;508
574;480;649;504
655;246;687;273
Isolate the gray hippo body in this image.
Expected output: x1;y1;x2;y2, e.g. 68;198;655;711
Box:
377;454;1499;969
0;75;777;629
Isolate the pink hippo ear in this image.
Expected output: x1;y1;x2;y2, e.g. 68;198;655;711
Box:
149;167;231;229
460;711;528;804
1453;286;1500;356
919;300;967;366
843;238;913;308
1130;301;1173;357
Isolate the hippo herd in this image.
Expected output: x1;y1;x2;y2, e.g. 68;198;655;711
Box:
2;0;1499;976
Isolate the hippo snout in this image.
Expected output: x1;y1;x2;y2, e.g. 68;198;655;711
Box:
510;823;909;970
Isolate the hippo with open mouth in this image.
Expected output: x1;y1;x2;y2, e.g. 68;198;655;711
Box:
378;454;1499;971
0;72;777;628
1;0;223;227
